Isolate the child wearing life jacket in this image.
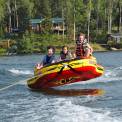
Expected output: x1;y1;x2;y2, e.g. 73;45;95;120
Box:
75;33;93;58
36;46;56;69
59;46;72;61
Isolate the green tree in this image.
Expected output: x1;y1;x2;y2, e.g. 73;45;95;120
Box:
33;0;51;18
4;0;34;32
0;0;6;36
0;0;5;22
50;0;62;17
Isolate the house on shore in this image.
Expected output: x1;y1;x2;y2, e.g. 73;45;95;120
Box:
29;17;66;34
107;33;122;49
29;18;44;33
107;33;122;44
51;17;66;34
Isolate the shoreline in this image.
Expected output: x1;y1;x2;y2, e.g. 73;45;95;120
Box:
0;41;122;56
0;49;122;57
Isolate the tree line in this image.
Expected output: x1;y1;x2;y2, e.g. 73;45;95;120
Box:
0;0;122;42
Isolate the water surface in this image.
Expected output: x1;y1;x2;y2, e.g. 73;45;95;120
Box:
0;52;122;122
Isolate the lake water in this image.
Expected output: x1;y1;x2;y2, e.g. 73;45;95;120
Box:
0;52;122;122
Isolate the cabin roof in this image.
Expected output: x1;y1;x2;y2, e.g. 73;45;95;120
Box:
51;17;64;23
29;17;64;24
109;33;122;38
29;19;44;24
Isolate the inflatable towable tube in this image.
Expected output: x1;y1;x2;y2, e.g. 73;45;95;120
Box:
27;56;104;89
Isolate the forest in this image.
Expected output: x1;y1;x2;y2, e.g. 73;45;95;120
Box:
0;0;122;54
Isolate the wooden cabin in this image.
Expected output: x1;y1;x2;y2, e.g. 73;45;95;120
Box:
28;17;66;34
51;17;66;34
107;33;122;44
29;18;44;33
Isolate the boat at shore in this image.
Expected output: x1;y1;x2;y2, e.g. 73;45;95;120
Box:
27;56;104;90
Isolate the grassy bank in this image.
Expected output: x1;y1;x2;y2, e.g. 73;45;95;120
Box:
91;43;107;51
0;48;7;56
15;34;108;54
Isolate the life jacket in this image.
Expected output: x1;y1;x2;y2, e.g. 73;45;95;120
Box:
60;51;70;60
76;39;93;59
42;55;55;65
76;39;87;57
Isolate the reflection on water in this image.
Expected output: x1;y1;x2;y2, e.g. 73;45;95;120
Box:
31;88;104;96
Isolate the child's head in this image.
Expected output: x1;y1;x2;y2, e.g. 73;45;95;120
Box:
62;46;68;54
77;33;85;42
47;46;55;56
